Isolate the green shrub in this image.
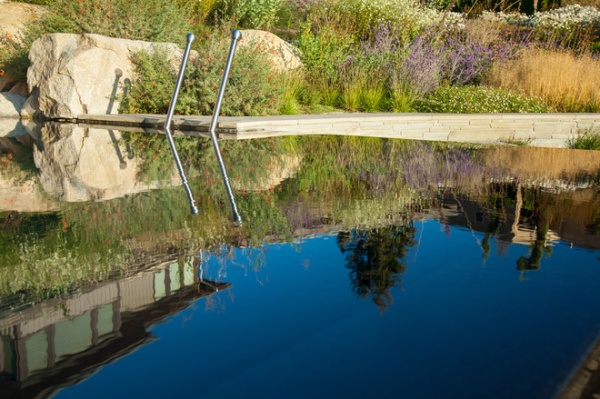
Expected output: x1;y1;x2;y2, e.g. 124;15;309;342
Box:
296;24;356;108
415;86;554;113
118;48;175;115
568;128;600;150
1;0;192;82
0;34;31;81
212;0;285;29
120;29;287;116
34;0;191;43
331;0;459;43
178;0;220;25
389;79;416;112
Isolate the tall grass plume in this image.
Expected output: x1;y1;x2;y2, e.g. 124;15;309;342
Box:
487;48;600;112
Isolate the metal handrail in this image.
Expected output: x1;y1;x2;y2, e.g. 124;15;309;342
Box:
165;30;243;222
208;30;243;224
164;33;198;215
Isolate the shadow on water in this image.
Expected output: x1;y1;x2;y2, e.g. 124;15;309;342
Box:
0;121;599;397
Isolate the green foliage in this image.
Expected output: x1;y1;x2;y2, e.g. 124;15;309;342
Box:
415;86;554;113
199;136;300;193
180;31;287;116
33;0;191;44
389;79;416;112
0;143;38;181
118;49;175;115
331;0;450;43
360;81;387;112
295;24;356;108
0;32;34;81
293;136;410;195
568;128;600;150
212;0;285;29
178;0;220;24
278;71;310;114
121;131;207;181
237;191;292;245
120;30;287;116
1;0;191;81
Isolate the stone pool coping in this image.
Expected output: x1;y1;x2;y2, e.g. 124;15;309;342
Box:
74;112;600;148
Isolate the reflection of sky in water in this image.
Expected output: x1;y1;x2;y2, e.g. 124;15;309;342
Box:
55;220;600;399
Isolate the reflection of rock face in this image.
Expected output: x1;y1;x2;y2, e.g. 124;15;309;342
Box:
27;33;186;119
33;123;168;202
0;93;26;119
231;154;302;191
0;134;60;212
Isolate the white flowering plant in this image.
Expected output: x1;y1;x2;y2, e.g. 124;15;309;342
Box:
481;5;600;46
329;0;464;43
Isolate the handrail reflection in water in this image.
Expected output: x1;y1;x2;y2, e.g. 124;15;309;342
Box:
164;31;243;223
207;30;243;225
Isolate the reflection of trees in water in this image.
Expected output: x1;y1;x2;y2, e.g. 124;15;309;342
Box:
337;224;416;312
517;189;554;271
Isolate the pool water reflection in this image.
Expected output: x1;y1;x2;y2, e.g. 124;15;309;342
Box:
1;125;600;398
52;223;600;399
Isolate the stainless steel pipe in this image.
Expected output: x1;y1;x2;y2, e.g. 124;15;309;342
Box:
208;30;243;224
165;33;199;215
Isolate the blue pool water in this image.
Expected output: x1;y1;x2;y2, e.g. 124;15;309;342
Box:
53;220;600;399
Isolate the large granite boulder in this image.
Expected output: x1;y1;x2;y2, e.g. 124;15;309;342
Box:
239;30;302;72
33;123;176;202
27;33;187;120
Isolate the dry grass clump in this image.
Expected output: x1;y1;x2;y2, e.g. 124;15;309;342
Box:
486;48;600;112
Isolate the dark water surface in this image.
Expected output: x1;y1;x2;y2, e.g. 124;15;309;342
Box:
56;228;600;399
1;124;599;398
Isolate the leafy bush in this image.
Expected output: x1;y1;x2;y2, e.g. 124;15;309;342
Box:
34;0;191;43
415;86;553;113
394;26;518;99
1;0;192;81
212;0;285;29
295;23;356;107
178;0;220;24
481;6;600;48
568;128;600;150
118;48;175;115
332;0;462;43
120;30;287;116
0;33;31;81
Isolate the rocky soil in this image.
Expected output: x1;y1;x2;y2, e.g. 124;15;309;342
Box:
0;1;46;41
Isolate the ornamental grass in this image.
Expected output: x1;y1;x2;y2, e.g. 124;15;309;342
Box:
487;48;600;112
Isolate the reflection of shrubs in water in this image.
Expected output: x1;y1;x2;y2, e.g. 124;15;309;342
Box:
0;136;38;181
401;142;486;193
122;129;298;187
121;131;208;181
337;224;416;312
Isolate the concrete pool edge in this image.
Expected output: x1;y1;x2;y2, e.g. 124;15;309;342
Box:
72;112;600;148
